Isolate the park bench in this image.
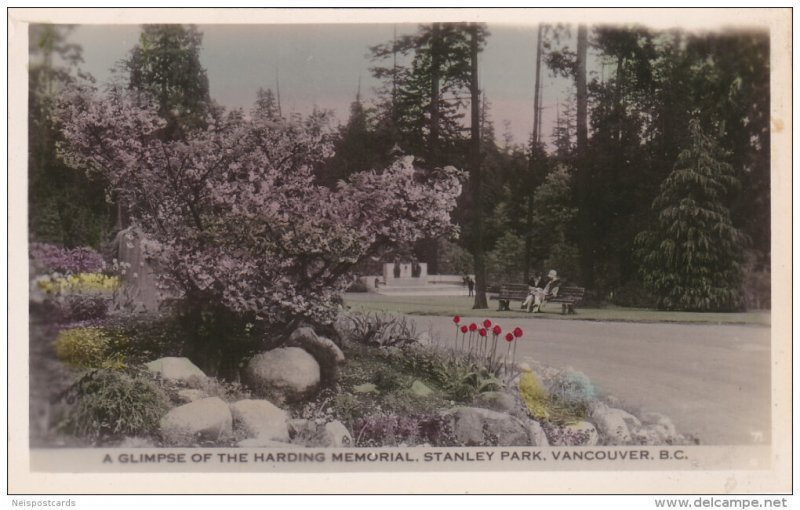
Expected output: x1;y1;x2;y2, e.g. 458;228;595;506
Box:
489;283;586;314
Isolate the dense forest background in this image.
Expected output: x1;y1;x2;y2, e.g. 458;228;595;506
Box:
28;22;771;312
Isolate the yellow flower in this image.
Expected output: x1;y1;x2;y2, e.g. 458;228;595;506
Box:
38;273;120;294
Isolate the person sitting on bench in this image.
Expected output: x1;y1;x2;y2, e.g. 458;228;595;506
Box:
521;271;544;311
525;270;560;313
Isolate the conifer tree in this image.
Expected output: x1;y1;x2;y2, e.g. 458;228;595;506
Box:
636;119;745;312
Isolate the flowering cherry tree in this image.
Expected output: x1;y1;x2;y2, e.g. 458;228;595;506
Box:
57;86;464;330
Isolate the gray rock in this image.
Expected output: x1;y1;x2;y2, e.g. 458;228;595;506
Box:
548;421;599;446
630;412;682;445
640;411;678;437
322;421;353;447
177;389;209;403
473;391;517;413
409;380;434;397
590;403;641;444
442;407;531;446
287;419;313;439
525;420;550;447
287;327;345;385
289;420;353;447
245;347;321;402
229;399;289;442
160;397;232;446
416;332;433;347
353;383;378;394
146;357;206;386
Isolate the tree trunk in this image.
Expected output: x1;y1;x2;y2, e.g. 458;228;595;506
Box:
524;23;544;282
575;24;593;288
469;23;488;309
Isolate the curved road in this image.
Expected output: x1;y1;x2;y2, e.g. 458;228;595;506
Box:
408;315;771;445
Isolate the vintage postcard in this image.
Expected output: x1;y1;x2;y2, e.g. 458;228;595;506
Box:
7;7;792;494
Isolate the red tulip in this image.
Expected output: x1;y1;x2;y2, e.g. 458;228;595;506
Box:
513;327;523;338
453;316;461;324
469;323;477;331
460;325;468;333
483;319;492;328
479;328;487;337
492;325;502;335
505;332;514;342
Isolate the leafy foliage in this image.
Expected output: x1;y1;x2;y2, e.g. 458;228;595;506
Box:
353;413;458;447
398;348;503;402
636;119;745;311
54;327;127;369
30;243;107;275
101;314;189;365
33;269;118;323
59;368;169;442
340;312;420;348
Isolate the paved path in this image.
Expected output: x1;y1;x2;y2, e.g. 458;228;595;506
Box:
408;315;771;445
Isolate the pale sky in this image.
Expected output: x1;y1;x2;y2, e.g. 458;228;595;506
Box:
67;23;573;147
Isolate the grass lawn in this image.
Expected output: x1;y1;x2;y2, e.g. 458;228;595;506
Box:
344;293;770;327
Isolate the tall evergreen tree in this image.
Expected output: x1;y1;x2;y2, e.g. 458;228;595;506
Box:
126;24;212;139
28;24;114;247
636;119;745;312
253;87;280;119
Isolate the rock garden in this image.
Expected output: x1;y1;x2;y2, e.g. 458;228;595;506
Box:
30;243;690;449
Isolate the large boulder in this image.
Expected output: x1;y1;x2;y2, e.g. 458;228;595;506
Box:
526;420;550;447
160;397;232;446
409;380;434;397
321;421;353;447
442;407;532;446
230;399;289;442
289;419;353;447
245;347;321;402
631;411;684;445
589;402;641;444
473;391;517;413
287;327;345;385
146;357;206;386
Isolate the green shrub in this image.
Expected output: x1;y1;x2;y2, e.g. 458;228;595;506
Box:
101;315;188;365
59;368;169;442
341;312;419;347
547;369;596;418
54;327;127;369
518;370;549;420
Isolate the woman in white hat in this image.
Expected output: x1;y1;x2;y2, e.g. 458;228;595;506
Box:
529;269;560;312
